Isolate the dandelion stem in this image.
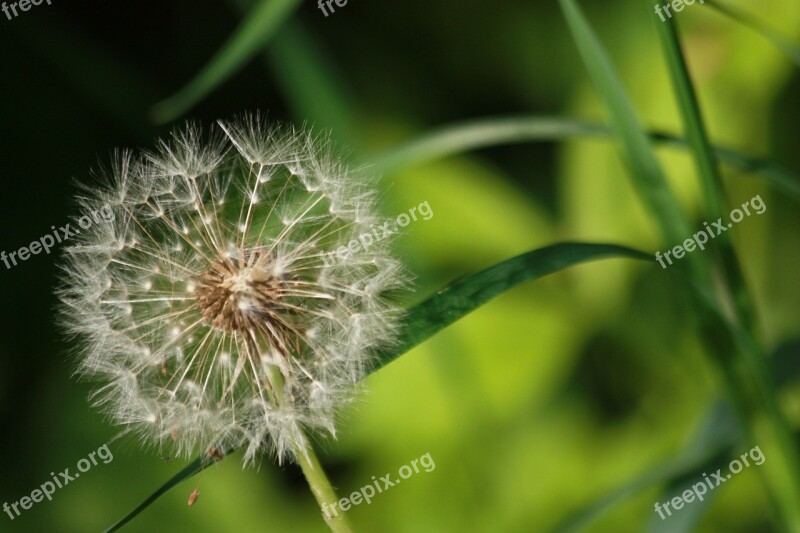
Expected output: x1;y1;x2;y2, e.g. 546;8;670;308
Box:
294;440;354;533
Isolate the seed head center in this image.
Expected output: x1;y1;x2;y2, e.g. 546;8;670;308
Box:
196;252;283;332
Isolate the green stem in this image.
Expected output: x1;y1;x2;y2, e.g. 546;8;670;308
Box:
294;441;354;533
262;361;353;533
653;3;755;328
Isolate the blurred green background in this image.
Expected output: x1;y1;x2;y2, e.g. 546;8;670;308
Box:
1;0;799;531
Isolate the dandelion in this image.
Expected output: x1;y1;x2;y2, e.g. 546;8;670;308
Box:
58;115;404;466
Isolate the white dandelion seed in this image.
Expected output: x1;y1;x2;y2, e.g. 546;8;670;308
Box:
58;115;406;465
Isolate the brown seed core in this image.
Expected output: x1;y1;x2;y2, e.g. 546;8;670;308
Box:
196;251;284;332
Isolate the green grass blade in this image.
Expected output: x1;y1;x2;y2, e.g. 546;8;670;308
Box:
151;0;302;124
103;243;648;530
650;3;726;221
369;242;650;373
707;0;800;67
103;448;234;532
102;264;800;532
558;0;692;252
651;7;800;527
650;2;756;329
372;116;609;174
370;116;800;200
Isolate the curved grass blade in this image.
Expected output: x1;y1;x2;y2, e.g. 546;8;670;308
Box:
372;116;608;174
151;0;302;124
104;264;800;532
707;0;800;68
371;116;800;200
103;448;235;533
103;243;649;530
370;242;650;373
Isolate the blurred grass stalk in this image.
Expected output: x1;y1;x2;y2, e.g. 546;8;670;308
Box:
151;0;303;123
561;0;800;529
651;5;800;531
372;115;800;201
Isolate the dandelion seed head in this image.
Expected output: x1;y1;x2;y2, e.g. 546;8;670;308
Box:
58;115;405;465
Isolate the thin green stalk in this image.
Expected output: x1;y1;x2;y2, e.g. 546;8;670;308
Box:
652;6;800;530
562;1;800;528
651;1;755;327
559;0;707;284
370;115;800;201
294;442;354;533
652;4;725;218
151;0;302;123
